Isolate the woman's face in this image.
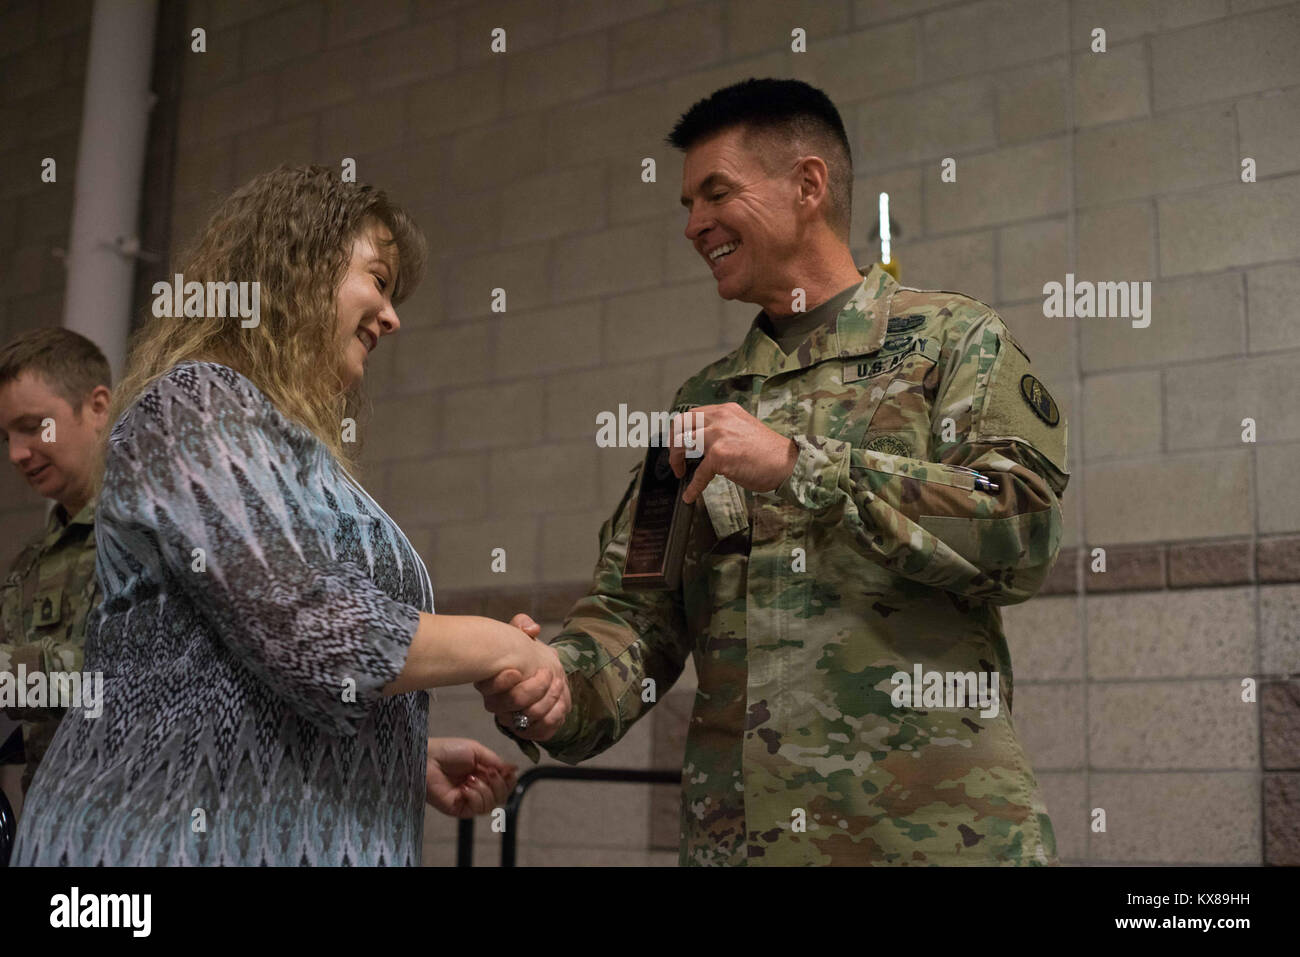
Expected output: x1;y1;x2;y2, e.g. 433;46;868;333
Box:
336;222;401;390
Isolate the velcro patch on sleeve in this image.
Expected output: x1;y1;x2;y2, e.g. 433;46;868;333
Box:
976;334;1068;476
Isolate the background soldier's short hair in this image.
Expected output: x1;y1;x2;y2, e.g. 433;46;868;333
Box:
0;328;112;410
666;78;855;241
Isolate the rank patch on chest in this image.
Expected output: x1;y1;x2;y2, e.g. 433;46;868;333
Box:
34;587;63;626
1019;374;1060;427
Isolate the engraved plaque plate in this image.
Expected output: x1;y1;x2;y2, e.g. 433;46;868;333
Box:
622;443;698;591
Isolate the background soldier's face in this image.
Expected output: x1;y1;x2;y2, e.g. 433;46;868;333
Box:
0;372;109;508
680;126;801;306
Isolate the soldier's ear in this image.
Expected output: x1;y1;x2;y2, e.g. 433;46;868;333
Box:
86;386;112;426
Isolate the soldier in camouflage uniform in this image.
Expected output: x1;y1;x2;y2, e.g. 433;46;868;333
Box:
481;80;1069;865
0;329;111;799
1;508;98;797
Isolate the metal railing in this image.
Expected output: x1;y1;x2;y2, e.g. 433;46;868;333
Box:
0;726;20;867
0;789;13;868
457;766;681;867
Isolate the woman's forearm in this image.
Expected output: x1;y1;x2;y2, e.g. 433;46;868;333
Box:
382;613;535;695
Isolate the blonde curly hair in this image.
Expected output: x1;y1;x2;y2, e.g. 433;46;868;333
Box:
103;165;426;486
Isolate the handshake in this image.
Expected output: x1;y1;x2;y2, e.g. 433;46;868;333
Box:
424;613;571;819
474;612;572;742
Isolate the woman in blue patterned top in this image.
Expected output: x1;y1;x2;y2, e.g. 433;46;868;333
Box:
12;166;567;865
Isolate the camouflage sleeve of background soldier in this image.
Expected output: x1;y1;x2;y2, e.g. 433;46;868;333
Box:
0;635;88;721
0;553;89;721
775;309;1071;605
496;461;693;765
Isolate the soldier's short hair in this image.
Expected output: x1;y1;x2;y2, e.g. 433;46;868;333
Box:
0;328;112;412
666;78;854;241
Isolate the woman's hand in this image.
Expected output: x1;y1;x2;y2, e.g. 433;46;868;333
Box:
425;737;518;818
474;614;572;741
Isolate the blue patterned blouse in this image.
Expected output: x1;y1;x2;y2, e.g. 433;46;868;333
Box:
13;361;434;865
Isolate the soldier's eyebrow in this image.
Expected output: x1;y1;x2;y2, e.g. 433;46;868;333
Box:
0;415;37;438
680;172;728;208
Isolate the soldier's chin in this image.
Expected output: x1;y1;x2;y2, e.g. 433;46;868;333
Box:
713;271;743;300
31;468;62;498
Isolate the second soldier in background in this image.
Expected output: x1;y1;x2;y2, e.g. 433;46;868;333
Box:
0;329;111;811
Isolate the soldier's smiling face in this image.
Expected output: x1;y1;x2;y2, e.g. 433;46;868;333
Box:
680;125;803;309
0;371;110;512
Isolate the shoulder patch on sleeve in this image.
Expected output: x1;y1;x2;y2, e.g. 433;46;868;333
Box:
975;334;1068;476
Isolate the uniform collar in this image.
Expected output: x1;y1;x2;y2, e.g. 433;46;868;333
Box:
44;498;96;540
731;263;898;378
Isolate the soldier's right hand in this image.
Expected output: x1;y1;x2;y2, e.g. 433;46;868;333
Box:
473;614;570;741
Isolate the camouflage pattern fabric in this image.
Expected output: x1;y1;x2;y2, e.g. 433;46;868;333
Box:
0;502;99;795
504;263;1070;866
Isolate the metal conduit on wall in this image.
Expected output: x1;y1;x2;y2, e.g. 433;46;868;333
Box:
59;0;159;380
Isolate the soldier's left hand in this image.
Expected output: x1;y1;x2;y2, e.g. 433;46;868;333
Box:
667;403;798;504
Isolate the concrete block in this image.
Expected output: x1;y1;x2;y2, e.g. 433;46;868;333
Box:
1258;442;1300;535
1080;270;1243;372
1089;771;1258;862
242;1;322;73
1086;588;1255;679
1072;40;1148;127
1239;87;1300;178
603;279;721;363
1082;369;1161;459
553;222;663;302
999;217;1067;303
1165;351;1300;449
497;301;602;374
995;57;1068;144
1151;3;1300;111
923;137;1068;232
443;242;551;322
500;164;606;244
1247;261;1300;353
489;440;600;514
504;31;607;113
610;3;724;88
443;379;545;450
1085;450;1252;543
1089;680;1257;769
920;0;1067;83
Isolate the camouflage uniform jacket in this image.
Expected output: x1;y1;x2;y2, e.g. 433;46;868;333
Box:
0;500;99;794
510;263;1070;865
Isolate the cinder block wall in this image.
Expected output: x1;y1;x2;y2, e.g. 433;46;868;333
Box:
0;0;91;569
3;0;1298;865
